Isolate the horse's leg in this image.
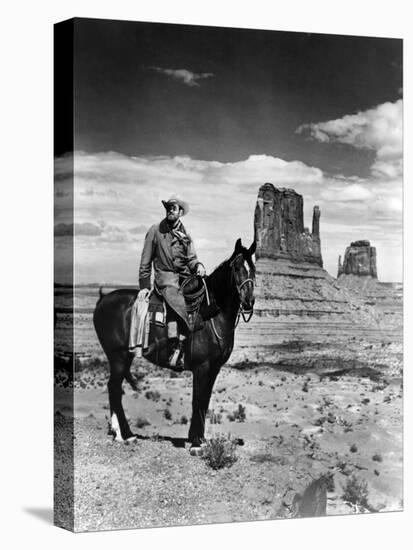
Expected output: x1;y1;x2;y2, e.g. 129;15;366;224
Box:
107;351;135;442
188;361;220;450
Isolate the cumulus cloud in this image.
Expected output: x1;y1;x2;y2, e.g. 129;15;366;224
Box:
321;182;374;202
148;66;214;87
293;100;402;280
53;144;402;283
56;99;403;282
297;100;403;181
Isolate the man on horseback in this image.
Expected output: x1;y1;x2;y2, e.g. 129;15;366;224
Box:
138;195;206;370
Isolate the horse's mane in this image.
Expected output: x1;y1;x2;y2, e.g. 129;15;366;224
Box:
208;257;231;282
206;246;255;308
204;258;231;304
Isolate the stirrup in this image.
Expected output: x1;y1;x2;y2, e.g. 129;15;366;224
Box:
168;347;180;368
168;347;185;371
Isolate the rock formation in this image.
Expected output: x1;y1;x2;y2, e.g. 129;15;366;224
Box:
249;183;373;322
336;242;401;326
337;240;377;278
228;183;399;366
254;183;322;266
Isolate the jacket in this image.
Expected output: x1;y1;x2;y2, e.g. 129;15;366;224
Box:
138;219;201;327
139;218;200;290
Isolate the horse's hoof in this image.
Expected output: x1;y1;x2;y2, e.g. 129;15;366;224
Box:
189;446;203;457
110;434;138;444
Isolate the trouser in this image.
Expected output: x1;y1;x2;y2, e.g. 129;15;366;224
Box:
166;304;187;348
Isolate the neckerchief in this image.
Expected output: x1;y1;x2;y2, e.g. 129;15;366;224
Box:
168;219;191;246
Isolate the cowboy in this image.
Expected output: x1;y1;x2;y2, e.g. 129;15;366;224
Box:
138;195;206;369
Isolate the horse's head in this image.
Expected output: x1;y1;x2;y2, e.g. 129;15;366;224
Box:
229;238;256;318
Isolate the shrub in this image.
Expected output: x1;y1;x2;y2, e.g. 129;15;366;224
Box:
207;409;222;424
372;453;383;462
180;415;188;425
327;412;336;424
163;408;172;420
135;416;151;428
202;435;238;470
145;390;161;402
228;404;246;423
337;460;351;476
350;444;358;453
314;416;325;426
342;475;369;508
135;370;145;382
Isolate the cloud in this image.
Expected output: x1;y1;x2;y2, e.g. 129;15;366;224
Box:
293;101;403;281
54;222;103;236
321;182;374;202
129;225;147;234
54;221;144;245
148;66;214;87
53;144;402;283
296;100;403;181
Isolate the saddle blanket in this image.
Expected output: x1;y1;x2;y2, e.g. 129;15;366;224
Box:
128;291;167;356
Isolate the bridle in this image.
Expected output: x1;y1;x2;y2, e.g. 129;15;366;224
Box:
230;253;255;324
199;252;255;345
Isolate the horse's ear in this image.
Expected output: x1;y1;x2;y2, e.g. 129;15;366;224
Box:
249;241;256;256
235;238;242;251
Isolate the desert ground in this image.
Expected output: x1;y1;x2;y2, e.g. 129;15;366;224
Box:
54;286;403;532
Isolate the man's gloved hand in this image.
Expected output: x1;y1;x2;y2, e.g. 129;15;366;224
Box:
196;263;206;277
138;288;150;301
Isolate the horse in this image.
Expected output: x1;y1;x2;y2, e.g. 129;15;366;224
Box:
93;238;256;451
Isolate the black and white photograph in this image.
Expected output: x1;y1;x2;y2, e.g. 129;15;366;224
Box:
52;16;404;532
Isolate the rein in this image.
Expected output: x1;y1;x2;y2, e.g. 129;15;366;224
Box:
202;279;225;341
180;276;205;313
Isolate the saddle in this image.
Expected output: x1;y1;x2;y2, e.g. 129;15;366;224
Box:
148;276;219;332
129;277;220;358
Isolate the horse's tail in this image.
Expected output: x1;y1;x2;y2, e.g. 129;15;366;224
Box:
97;286;105;304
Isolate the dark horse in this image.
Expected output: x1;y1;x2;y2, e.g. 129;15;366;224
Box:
93;238;256;450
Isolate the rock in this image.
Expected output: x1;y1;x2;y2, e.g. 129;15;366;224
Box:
254;183;322;266
338;240;377;278
278;473;329;518
292;475;328;517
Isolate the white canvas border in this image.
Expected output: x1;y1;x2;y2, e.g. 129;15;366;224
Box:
2;0;411;548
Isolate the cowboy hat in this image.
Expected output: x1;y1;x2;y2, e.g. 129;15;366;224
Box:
161;194;189;216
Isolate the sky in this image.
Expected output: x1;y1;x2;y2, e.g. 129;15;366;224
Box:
54;18;403;284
